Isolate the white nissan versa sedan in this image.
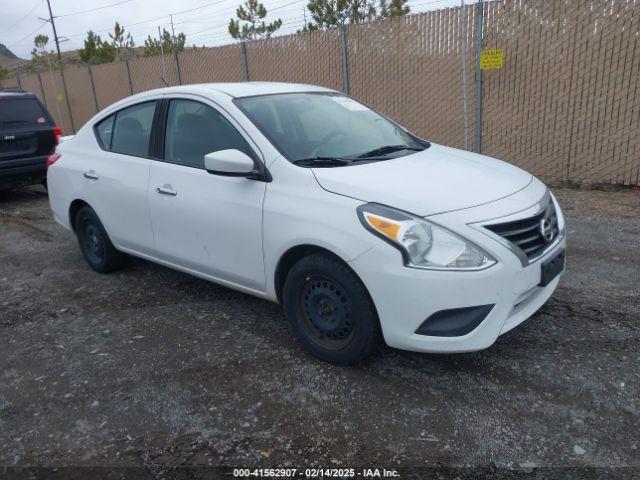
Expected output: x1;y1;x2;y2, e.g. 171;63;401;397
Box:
47;82;566;364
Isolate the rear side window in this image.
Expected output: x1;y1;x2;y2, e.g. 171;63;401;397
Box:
0;97;50;130
96;101;157;157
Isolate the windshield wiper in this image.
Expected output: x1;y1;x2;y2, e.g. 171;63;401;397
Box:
0;120;28;125
355;144;425;159
293;157;350;167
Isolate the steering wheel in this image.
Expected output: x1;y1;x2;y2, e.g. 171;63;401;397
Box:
309;130;347;157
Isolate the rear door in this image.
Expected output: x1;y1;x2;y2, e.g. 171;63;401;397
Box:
0;95;56;172
82;99;159;255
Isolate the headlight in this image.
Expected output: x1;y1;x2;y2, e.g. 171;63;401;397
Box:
357;203;496;270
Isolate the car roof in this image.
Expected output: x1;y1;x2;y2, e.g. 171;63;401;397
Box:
0;90;37;97
84;82;341;124
148;82;336;99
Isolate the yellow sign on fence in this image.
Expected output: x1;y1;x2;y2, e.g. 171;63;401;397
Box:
480;49;503;70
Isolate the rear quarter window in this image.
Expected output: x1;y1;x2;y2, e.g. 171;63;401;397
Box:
95;115;115;149
0;97;50;129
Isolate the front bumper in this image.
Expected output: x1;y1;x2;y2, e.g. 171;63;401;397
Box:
348;180;566;353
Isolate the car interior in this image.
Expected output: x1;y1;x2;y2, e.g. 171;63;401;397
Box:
164;100;253;168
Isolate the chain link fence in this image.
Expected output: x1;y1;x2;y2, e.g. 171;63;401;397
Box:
2;0;639;185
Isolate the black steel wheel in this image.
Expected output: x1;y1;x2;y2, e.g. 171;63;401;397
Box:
283;253;382;365
300;275;355;351
74;206;125;273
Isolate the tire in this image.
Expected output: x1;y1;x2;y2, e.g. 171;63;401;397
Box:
74;206;126;273
282;253;382;365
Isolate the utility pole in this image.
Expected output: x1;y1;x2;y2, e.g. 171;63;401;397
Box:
42;0;75;133
170;14;177;45
158;26;169;87
169;14;182;85
44;0;62;61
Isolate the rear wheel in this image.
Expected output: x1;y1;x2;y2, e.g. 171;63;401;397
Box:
74;206;125;273
282;253;381;365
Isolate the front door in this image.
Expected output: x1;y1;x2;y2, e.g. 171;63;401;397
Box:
148;97;266;292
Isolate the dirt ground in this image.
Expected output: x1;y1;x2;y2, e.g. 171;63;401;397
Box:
0;186;638;478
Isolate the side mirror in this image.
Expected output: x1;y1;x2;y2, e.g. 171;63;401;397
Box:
204;149;255;177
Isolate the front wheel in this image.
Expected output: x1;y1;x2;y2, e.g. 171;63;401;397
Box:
74;206;126;273
282;253;382;365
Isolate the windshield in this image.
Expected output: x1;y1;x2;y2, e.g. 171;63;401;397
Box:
235;92;427;165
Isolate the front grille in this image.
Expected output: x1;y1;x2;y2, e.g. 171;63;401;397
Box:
485;200;559;261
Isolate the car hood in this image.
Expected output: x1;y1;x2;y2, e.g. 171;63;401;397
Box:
311;143;533;216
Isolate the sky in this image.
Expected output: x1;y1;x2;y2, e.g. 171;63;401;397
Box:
1;0;469;59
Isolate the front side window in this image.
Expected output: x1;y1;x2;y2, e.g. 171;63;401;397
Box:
109;101;157;157
164;99;253;169
235;93;427;166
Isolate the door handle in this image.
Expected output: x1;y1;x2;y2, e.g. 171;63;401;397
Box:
83;171;99;180
156;186;177;196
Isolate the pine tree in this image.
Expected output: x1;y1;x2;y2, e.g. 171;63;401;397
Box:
79;30;116;65
379;0;409;18
143;29;185;57
228;0;282;41
303;0;407;30
305;0;376;30
109;22;135;60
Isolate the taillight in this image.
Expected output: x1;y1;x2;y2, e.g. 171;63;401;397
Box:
53;126;62;145
46;153;61;169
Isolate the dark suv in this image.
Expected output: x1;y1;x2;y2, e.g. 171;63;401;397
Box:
0;89;61;190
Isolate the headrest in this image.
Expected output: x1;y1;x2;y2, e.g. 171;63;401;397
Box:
118;117;143;134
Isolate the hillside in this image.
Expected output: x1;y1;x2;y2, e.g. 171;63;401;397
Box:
0;43;20;65
0;44;79;76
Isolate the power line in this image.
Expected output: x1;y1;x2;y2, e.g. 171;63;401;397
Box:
111;0;444;49
56;0;135;18
1;0;43;36
182;0;303;38
63;14;172;38
62;0;239;39
182;0;435;41
11;0;457;53
7;21;48;48
270;0;304;13
172;0;236;17
61;0;299;41
189;17;305;41
43;0;308;46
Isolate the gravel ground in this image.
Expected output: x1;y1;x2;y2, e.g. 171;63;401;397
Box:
0;186;638;478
